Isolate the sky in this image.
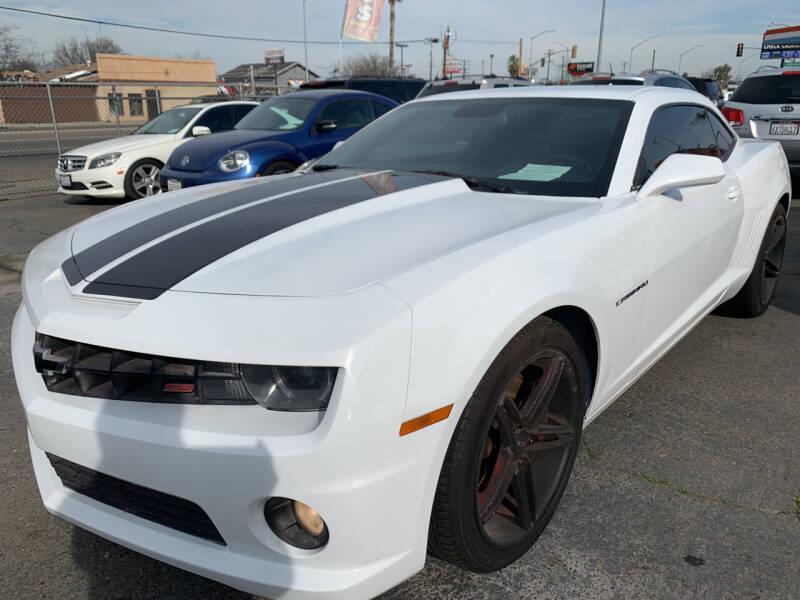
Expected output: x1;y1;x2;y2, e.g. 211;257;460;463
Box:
1;1;794;80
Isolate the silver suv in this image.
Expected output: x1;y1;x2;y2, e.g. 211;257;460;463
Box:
570;69;697;90
722;66;800;176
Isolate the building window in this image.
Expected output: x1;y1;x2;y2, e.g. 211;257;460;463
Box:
128;93;143;117
107;93;123;118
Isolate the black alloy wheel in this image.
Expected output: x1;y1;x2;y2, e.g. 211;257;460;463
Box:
429;318;586;572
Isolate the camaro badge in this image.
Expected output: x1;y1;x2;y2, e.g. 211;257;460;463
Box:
616;280;649;307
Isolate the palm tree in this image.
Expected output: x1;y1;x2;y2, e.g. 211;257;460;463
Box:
388;0;402;76
507;55;520;78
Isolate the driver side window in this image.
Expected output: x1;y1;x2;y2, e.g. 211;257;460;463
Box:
192;106;235;133
634;105;719;187
315;99;375;130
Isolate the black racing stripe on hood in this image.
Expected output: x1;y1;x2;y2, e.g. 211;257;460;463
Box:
63;170;359;282
81;172;439;300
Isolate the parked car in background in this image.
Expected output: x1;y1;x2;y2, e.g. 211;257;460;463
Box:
54;102;257;199
159;89;397;191
417;76;536;97
687;77;724;105
299;77;426;103
722;66;800;176
570;69;697;90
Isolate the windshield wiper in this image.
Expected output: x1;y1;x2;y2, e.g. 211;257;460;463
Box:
312;163;340;171
413;170;517;194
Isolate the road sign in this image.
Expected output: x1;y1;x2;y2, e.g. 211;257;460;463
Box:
761;25;800;59
265;49;285;64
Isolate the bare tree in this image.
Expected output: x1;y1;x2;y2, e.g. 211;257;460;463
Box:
173;50;208;60
0;20;39;71
340;53;391;77
52;36;123;68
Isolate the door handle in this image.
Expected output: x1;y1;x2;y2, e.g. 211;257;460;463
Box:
726;185;740;201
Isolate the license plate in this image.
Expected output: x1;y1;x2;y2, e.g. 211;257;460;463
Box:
769;121;799;136
58;174;71;188
167;178;182;192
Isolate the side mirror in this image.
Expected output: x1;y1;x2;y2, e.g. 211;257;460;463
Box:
638;153;725;198
192;125;211;136
315;120;337;133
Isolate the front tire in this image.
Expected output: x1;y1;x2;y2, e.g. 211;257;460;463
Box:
428;317;586;572
717;203;787;318
259;160;296;176
124;159;163;199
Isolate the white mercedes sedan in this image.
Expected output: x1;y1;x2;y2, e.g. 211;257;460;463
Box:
13;86;790;599
54;101;257;200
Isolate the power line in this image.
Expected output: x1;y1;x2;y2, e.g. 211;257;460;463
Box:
0;5;522;46
0;5;427;45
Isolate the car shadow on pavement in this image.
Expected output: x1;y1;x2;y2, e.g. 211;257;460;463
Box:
63;196;129;206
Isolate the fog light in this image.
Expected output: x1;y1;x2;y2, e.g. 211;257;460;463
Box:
264;497;329;549
293;500;325;536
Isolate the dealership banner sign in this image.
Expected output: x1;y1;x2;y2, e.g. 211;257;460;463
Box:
342;0;384;42
761;25;800;59
568;62;595;76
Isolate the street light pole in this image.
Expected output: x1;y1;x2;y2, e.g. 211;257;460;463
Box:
553;41;569;83
396;43;408;77
489;53;494;75
425;38;439;81
596;0;606;73
302;0;309;81
529;29;554;79
629;35;658;73
677;44;703;74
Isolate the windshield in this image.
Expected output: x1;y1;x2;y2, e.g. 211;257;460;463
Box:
320;97;633;197
235;97;317;131
133;107;201;134
417;82;481;97
731;74;800;104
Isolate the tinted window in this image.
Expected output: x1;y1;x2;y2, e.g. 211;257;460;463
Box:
707;110;735;160
232;104;256;121
570;78;643;86
321;97;633;198
417;82;481;97
636;105;718;186
372;101;393;118
235;97;316;131
316;99;374;129
493;83;509;88
731;74;800;104
676;79;696;90
349;79;424;103
193;106;235;132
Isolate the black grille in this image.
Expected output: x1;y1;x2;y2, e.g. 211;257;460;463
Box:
62;182;88;191
47;453;225;545
34;332;256;405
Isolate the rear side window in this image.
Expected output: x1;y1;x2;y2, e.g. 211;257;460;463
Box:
193;106;236;132
316;98;374;129
707;111;735;160
571;78;643;86
635;105;718;186
232;104;256;121
372;101;393;118
731;74;800;104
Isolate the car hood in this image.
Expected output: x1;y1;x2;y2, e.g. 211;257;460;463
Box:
67;169;594;299
168;129;295;171
64;134;176;158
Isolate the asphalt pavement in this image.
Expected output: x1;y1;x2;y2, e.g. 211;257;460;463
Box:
0;193;798;599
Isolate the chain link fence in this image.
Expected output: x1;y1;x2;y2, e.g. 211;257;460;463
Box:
0;81;292;200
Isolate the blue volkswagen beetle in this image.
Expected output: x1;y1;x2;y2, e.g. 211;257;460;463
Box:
159;89;397;190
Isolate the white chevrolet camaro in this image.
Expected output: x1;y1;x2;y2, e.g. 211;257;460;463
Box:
54;101;257;200
13;87;791;599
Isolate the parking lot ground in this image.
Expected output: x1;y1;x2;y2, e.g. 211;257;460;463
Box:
0;194;798;599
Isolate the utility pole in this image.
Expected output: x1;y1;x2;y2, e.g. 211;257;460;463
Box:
396;43;408;77
425;37;439;81
651;49;656;69
596;0;606;74
250;65;256;94
302;0;309;81
546;49;552;82
442;25;450;79
519;38;524;77
481;59;485;77
462;59;467;78
489;53;494;75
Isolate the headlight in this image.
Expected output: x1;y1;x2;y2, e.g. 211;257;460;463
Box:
219;150;250;173
241;365;336;411
89;152;121;169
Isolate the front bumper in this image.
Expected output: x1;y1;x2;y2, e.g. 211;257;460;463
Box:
55;165;126;199
12;266;444;598
159;166;250;191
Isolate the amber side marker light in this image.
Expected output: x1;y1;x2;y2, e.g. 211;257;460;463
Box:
399;404;454;436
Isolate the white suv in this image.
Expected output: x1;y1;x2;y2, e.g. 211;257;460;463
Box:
722;66;800;176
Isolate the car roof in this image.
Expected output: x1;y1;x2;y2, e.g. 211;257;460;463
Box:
284;88;395;100
173;101;258;109
744;66;800;79
412;85;715;108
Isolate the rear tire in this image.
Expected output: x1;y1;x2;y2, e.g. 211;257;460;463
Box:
716;203;787;318
259;160;296;176
428;317;586;572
